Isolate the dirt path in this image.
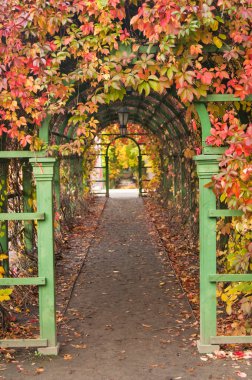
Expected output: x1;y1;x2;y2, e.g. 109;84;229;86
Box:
3;196;251;379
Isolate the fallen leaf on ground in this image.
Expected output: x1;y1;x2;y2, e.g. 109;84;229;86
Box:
36;367;44;374
63;354;72;361
71;344;87;349
235;372;247;378
200;356;208;361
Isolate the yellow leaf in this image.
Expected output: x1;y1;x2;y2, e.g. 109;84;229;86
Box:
0;254;8;260
213;37;223;49
0;288;12;302
221;293;228;302
226;304;232;315
211;20;219;31
28;198;33;208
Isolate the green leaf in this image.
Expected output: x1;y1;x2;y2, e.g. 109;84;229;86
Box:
149;80;159;92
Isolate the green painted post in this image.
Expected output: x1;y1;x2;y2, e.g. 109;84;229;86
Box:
54;159;61;212
22;161;33;253
195;103;211;148
194;155;220;353
0;160;9;275
39;115;51;145
138;155;142;196
30;157;59;355
105;155;109;197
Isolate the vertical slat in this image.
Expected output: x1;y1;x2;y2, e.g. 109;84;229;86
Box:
54;159;61;212
181;157;186;207
23;161;33;253
138;155;142;197
39;115;51;145
105;156;109;197
0;159;9;275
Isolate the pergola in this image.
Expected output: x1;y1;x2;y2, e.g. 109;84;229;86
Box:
0;92;251;355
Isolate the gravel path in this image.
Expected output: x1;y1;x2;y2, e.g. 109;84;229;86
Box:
3;195;251;379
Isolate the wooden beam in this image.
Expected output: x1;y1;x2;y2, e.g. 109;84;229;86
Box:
210;336;252;344
200;94;252;102
209;274;252;282
0;151;46;159
208;210;243;218
203;147;226;155
0;339;48;348
0;277;46;286
0;213;45;221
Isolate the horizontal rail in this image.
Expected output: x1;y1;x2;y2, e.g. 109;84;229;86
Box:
199;94;252;102
0;212;45;221
0;277;46;286
208;210;243;218
209;274;252;282
0;151;46;159
0;339;48;348
94;167;106;169
203;147;226;155
210;336;252;344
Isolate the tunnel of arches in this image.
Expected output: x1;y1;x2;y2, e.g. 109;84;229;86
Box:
0;90;250;355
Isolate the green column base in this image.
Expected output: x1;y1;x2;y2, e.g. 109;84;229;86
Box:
197;340;220;354
38;343;60;356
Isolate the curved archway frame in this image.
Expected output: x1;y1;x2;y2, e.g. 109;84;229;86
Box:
0;94;251;355
104;135;143;197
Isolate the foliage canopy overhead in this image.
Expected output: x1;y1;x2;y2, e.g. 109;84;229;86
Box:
0;0;251;146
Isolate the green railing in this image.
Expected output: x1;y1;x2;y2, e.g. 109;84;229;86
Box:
0;156;59;355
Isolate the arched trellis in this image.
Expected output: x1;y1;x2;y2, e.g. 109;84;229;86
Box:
51;90;188;145
0;94;251;356
104;135;143;197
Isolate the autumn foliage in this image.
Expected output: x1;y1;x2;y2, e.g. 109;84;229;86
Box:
0;0;251;141
0;1;251;320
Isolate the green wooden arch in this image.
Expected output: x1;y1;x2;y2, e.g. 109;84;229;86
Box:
105;135;143;197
